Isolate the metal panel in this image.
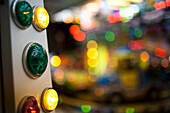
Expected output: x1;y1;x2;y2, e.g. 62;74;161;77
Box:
0;0;55;112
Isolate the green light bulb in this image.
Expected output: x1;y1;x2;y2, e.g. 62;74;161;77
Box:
15;1;33;27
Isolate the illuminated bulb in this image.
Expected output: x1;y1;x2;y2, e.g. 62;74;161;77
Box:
33;6;49;31
42;88;58;111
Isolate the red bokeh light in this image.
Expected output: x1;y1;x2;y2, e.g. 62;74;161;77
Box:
154;47;168;58
69;25;80;35
160;1;166;8
154;1;166;10
151;57;159;67
73;31;86;41
107;14;117;23
128;40;144;50
166;0;170;6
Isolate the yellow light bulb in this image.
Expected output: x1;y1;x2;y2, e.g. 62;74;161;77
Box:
43;89;58;111
34;7;49;30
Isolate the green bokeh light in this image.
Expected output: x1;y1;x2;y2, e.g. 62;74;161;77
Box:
105;31;115;42
81;105;91;113
126;107;135;113
122;18;130;23
119;6;127;18
86;34;97;41
134;28;142;38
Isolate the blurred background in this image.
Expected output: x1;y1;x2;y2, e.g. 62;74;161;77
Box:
44;0;170;113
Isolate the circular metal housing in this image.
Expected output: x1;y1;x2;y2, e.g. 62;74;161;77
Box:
41;88;58;112
12;0;33;29
18;96;40;113
23;42;48;79
32;6;49;31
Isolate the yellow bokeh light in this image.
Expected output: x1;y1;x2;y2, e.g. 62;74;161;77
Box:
87;48;98;59
63;14;74;24
34;7;49;29
87;40;98;49
51;56;61;67
111;57;118;68
43;89;58;111
75;15;80;24
88;58;98;67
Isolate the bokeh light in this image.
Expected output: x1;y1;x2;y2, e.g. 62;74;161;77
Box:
66;72;77;82
166;0;170;7
51;56;61;67
134;28;142;38
63;14;74;23
87;40;98;49
154;47;168;58
95;87;105;97
126;107;135;113
110;57;118;68
86;34;97;41
151;57;159;67
87;48;98;59
161;59;169;68
107;14;117;23
88;58;98;67
54;69;64;79
140;51;149;62
73;31;86;41
128;40;144;50
81;105;91;113
69;25;80;35
105;31;115;42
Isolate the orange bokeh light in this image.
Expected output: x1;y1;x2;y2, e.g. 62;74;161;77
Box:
54;69;64;79
161;59;169;68
140;51;149;62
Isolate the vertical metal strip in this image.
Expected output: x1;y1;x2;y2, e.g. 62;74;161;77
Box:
0;0;15;112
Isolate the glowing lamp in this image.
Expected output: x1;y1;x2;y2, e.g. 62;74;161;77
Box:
33;6;49;31
42;88;58;112
19;96;40;113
